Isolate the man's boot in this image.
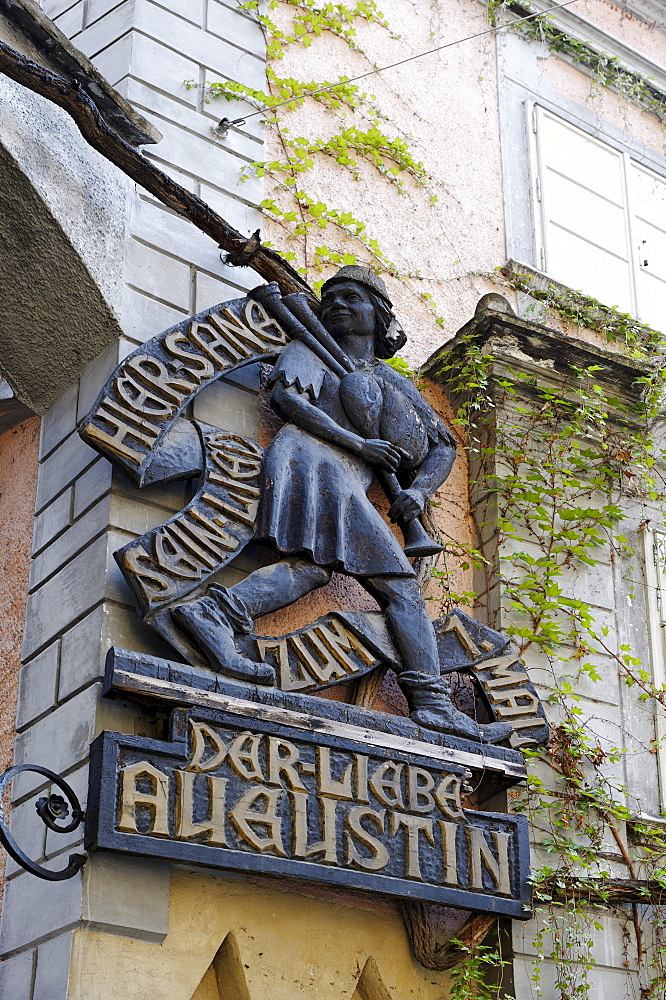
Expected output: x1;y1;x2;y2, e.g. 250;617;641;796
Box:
173;584;275;685
400;671;512;744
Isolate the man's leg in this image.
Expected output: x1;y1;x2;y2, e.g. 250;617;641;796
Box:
173;557;332;683
362;575;512;744
363;575;440;675
233;557;333;619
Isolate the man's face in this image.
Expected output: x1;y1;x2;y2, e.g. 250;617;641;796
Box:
320;281;376;340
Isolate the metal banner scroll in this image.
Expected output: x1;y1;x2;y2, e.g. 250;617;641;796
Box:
114;422;264;662
79;296;288;485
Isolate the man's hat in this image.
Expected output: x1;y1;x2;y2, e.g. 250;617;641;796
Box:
320;265;393;307
320;265;405;358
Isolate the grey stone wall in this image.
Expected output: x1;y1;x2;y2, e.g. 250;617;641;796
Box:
0;2;266;996
47;0;265;342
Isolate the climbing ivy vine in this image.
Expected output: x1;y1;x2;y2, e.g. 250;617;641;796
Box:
437;330;666;998
187;0;666;996
186;0;446;296
496;264;664;351
448;938;515;998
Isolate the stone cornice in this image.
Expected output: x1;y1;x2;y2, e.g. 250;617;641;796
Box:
423;294;658;416
526;0;666;85
495;0;666;110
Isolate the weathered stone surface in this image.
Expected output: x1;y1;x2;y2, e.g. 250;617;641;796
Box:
35;432;98;514
32;488;72;555
82;854;170;942
193;379;260;439
73;459;112;520
126;239;192;312
133;1;265;82
34;932;74;1000
12;684;99;800
121;287;188;345
0;867;82;957
23;536;107;658
39;381;78;460
45;763;88;858
59;606;105;701
3;794;47;880
30;497;111;590
17;641;59;730
0;947;34;995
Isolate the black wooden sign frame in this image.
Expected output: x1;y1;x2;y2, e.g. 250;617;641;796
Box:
87;708;532;917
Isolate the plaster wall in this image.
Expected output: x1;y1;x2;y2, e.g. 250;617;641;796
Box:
0;74;130;322
261;0;510;367
1;2;666;999
0;417;40;906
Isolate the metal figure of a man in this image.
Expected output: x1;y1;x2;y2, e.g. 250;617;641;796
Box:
175;266;511;744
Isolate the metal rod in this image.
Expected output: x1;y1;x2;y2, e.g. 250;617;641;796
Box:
282;293;355;374
249;283;349;379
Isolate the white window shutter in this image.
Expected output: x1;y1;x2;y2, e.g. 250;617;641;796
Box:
644;530;666;811
631;164;666;333
533;106;635;315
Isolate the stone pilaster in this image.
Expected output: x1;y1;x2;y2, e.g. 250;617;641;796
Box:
0;2;267;996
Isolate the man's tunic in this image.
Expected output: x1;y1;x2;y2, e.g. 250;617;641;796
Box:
254;340;455;578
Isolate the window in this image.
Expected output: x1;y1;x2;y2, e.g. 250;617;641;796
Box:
644;530;666;811
531;106;666;332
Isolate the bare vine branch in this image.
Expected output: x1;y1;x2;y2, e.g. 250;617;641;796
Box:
0;40;315;299
543;877;666;906
400;901;496;970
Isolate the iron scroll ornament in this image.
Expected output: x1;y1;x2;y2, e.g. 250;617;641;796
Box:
0;764;86;881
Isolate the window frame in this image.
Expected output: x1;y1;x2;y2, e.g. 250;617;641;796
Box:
643;529;666;813
497;25;666;286
527;102;666;321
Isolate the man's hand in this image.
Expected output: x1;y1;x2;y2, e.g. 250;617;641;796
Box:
360;439;401;472
388;487;427;523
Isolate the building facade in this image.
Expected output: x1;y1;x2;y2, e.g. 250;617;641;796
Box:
0;0;665;997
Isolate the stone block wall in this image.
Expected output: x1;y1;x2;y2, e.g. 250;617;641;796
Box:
43;0;265;345
0;2;267;996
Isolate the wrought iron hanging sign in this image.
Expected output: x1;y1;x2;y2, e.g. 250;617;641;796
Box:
0;765;85;881
70;271;549;914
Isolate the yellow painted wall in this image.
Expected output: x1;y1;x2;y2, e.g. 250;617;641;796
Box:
69;871;452;1000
